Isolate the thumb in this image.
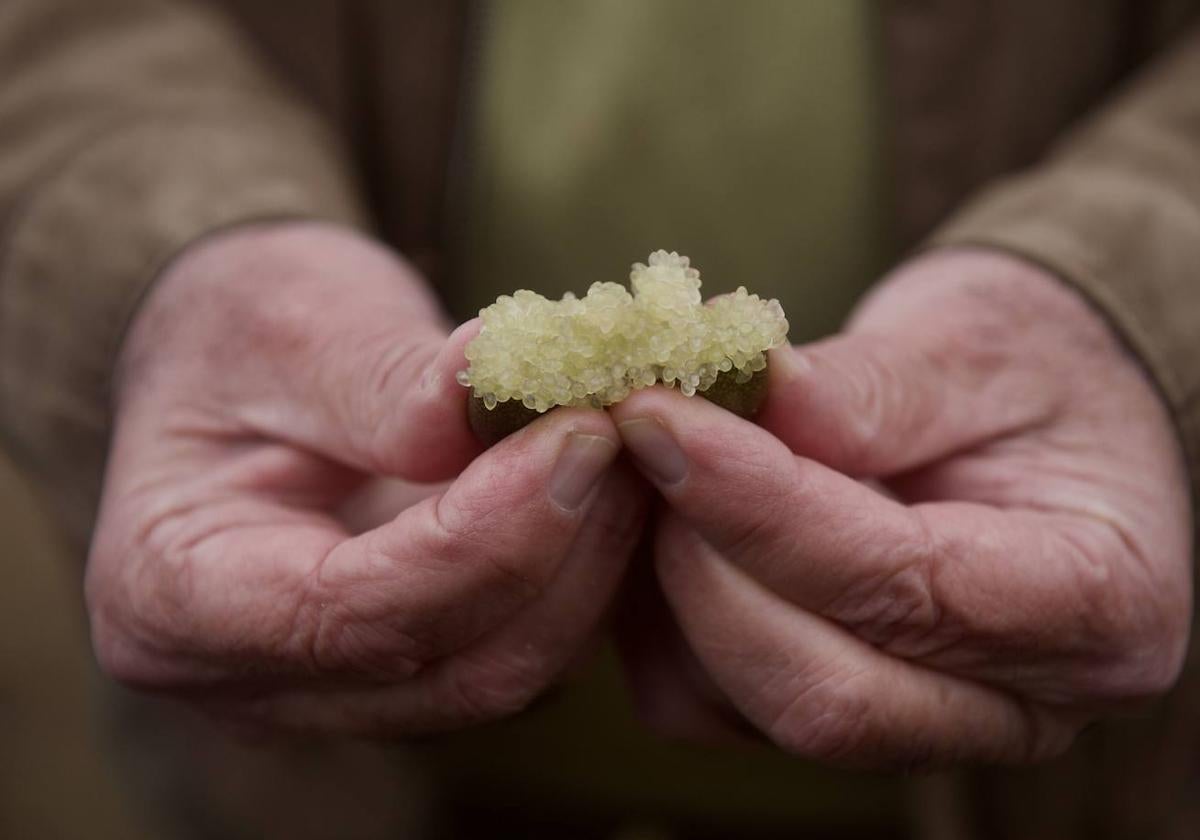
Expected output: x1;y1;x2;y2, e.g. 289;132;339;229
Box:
235;305;482;483
756;328;1057;478
247;226;484;483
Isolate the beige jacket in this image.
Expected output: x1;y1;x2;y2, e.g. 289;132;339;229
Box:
3;1;1200;837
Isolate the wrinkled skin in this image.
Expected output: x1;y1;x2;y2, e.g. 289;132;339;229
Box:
613;249;1192;768
89;223;1191;766
86;222;649;735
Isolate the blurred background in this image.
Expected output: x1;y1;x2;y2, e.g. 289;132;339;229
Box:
0;454;155;838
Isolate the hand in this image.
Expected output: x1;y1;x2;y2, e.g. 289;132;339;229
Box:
612;250;1192;767
87;222;648;735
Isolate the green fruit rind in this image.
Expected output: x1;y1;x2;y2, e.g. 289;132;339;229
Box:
467;395;544;446
467;362;770;444
699;364;770;419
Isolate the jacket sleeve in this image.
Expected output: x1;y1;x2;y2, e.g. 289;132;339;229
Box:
929;25;1200;507
0;0;367;546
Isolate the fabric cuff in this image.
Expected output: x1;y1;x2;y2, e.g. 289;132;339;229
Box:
0;105;367;545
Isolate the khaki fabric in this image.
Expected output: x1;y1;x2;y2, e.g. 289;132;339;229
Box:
3;1;1200;838
0;0;368;549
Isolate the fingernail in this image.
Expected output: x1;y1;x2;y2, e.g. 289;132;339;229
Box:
549;433;619;511
618;418;688;486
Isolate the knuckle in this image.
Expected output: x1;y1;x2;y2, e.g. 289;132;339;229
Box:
430;492;558;597
1058;524;1189;701
86;525;197;687
128;546;209;661
826;513;947;656
296;543;429;679
719;508;780;563
113;498;213;652
767;668;875;762
86;584;210;692
1091;587;1189;701
716;470;798;561
305;605;425;680
1069;540;1126;640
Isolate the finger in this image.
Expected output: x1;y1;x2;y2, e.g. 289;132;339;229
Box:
655;518;1078;767
89;406;621;688
419;460;647;723
614;538;753;745
756;327;1057;478
200;461;650;734
613;386;924;622
612;388;1169;699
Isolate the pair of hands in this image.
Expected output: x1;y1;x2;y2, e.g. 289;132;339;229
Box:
87;223;1192;768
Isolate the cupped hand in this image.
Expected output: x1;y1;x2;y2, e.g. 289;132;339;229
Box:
87;222;648;735
612;249;1192;767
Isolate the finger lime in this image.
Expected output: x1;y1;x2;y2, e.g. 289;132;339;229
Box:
457;250;788;442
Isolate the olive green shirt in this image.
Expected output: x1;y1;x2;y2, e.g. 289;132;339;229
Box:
460;0;887;340
442;2;900;834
